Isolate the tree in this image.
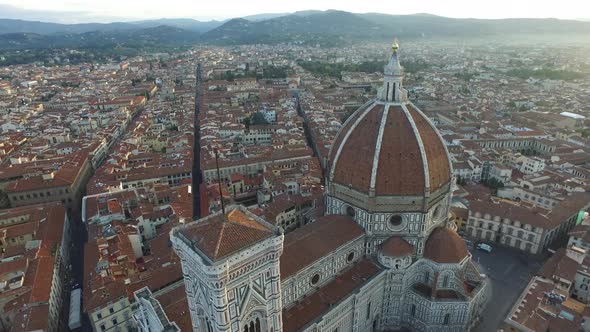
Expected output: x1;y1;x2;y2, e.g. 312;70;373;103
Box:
250;112;269;125
224;71;235;81
243;117;251;129
483;177;504;195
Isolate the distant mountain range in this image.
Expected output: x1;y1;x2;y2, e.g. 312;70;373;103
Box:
0;18;222;35
1;10;589;50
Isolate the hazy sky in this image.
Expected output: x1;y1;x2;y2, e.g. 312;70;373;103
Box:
1;0;589;22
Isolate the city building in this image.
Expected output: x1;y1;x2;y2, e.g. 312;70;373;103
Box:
504;246;590;331
4;152;93;211
0;202;72;331
466;193;590;254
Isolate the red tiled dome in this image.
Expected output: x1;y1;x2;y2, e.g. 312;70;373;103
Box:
423;227;469;264
328;102;450;197
380;236;414;257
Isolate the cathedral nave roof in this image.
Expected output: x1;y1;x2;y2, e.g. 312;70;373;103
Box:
280;214;364;279
282;259;381;332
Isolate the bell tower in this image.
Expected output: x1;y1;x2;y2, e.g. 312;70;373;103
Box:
171;206;284;332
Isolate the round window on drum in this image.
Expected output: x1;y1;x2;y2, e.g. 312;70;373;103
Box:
390;215;403;227
311;273;320;285
347;252;355;263
346;206;355;217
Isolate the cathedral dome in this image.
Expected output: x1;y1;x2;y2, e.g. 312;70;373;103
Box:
328;102;451;198
423;227;469;264
327;42;451;207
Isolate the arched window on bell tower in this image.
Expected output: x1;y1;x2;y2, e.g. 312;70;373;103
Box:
243;317;262;332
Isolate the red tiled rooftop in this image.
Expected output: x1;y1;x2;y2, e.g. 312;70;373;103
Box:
157;283;191;331
175;207;273;261
424;227;469;264
282;259;381;332
280;215;364;279
407;104;451;192
538;248;580;283
380;236;414;257
10;303;50;332
0;257;28;276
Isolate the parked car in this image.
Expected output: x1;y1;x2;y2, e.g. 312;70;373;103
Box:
477;243;493;253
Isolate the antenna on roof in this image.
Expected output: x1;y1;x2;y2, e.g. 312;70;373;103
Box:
214;148;226;215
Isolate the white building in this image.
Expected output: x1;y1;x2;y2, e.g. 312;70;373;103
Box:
519;156;546;175
467;194;590;255
488;165;512;184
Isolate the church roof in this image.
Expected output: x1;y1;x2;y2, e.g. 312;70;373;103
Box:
280;215;364;280
329;102;451;197
423;227;469;264
282;259;381;332
380;236;414;257
175;207;273;261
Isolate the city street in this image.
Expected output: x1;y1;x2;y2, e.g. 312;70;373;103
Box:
470;244;544;332
68;209;89;331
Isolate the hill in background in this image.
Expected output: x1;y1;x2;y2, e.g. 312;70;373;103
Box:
0;10;589;50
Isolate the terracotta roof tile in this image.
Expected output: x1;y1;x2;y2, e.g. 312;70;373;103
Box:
177;208;273;261
282;259;381;332
407;104;451;192
424;227;469;264
330;102;450;197
328;103;368;165
157;283;191;331
538;248;580;282
375;105;425;195
332;104;383;192
380;236;414;257
280;215;364;279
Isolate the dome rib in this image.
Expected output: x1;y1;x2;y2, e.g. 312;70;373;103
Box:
329;102;375;183
331;104;384;192
328;100;373;167
401;103;430;194
369;104;392;195
406;104;452;192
